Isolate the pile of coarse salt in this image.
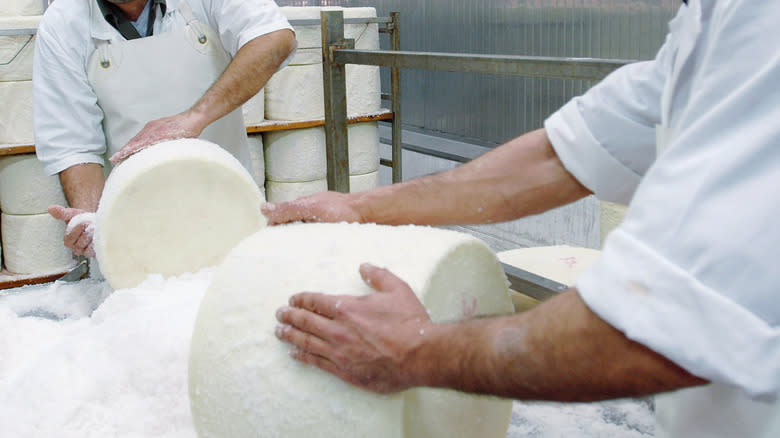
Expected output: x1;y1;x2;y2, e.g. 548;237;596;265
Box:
0;270;212;438
0;267;653;438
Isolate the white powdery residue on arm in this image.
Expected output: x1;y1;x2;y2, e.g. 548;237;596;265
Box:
66;212;97;236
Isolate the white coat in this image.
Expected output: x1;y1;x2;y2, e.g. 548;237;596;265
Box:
545;0;780;436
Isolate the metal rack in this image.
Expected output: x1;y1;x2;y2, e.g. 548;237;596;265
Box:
318;10;633;194
318;10;634;300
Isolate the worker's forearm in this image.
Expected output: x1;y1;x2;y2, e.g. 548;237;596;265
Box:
186;29;296;131
409;289;707;401
351;129;592;226
58;163;105;211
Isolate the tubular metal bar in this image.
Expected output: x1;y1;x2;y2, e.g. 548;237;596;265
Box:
333;50;632;82
289;17;392;26
0;28;37;36
502;263;569;301
389;12;403;184
321;11;351;193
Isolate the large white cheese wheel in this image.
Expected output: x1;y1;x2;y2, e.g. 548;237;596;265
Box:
0;16;40;82
600;201;628;247
0;0;43;16
498;245;601;287
0;154;67;215
264;63;324;121
348;121;380;174
242;88;264;126
189;223;514;438
246;134;265;188
94;139;266;290
0;80;33;144
265;178;327;203
1;212;75;275
350;170;379;193
264;64;381;121
281;6;380;50
263;126;326;182
498;245;601;312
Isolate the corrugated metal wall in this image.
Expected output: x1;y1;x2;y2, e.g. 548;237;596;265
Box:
276;0;679;146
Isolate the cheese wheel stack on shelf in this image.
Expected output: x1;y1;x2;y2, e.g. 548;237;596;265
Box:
242;85;265;194
1;3;75;276
0;9;42;145
264;7;381;202
0;154;74;275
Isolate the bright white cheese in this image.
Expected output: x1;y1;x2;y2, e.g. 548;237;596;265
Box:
189;222;514;438
1;212;74;274
0;153;67;215
0;16;40;82
94;139;266;290
0;80;33;143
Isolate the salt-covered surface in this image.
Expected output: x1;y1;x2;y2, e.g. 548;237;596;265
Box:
0;269;654;437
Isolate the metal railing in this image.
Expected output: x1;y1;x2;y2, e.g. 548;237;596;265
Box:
318;10;635;193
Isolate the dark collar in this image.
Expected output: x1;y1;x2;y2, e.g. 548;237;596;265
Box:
97;0;167;40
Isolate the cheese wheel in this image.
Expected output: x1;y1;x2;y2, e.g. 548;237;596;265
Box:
0;80;33;144
246;134;265;188
265;179;327;203
498;245;601;287
600;201;628;247
0;16;40;82
281;6;379;50
189;223;514;438
350;171;379;193
264;63;324;121
348;121;380;175
263;127;327;182
1;212;74;275
241;88;264;126
0;154;67;215
0;0;44;16
94;139;266;290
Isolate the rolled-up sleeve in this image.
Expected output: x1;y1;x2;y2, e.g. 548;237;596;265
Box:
33;19;107;176
569;1;780;400
544;37;674;204
206;0;293;57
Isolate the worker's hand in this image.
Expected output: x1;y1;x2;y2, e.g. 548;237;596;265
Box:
109;112;204;164
261;191;363;225
275;263;432;394
48;205;97;257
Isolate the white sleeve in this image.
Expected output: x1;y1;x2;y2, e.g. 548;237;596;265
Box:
577;1;780;400
202;0;293;57
33;19;107;176
544;36;675;204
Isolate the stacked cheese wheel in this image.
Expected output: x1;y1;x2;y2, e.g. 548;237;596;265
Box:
189;222;515;438
0;154;73;275
94;138;267;290
0;2;74;275
263;7;381;202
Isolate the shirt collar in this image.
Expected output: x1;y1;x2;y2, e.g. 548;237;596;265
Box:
96;0;167;39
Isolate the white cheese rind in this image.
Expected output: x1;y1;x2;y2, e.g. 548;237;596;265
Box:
0;154;67;215
1;212;74;274
94;139;266;290
189;223;514;438
0;80;33;143
263;127;327;182
265;178;327;203
0;16;41;81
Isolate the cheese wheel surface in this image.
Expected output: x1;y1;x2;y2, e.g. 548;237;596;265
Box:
0;154;67;215
1;212;74;274
189;223;514;438
94;139;266;290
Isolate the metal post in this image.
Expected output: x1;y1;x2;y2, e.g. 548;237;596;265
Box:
389;12;403;184
321;11;351;193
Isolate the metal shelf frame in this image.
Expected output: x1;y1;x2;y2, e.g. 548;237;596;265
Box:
319;10;634;193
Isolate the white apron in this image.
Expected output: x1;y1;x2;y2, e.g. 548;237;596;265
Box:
86;0;250;173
